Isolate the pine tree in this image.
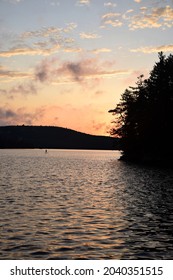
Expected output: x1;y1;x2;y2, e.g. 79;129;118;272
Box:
109;52;173;163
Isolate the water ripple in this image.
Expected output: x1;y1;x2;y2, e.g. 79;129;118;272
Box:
0;149;173;259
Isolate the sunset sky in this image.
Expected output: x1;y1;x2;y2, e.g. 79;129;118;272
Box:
0;0;173;135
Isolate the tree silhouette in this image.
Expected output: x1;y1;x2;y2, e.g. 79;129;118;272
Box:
109;52;173;163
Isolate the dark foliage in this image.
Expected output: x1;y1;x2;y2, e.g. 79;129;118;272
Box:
0;125;120;150
109;52;173;163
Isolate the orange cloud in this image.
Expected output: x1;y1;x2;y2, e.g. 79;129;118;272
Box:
0;45;61;57
76;0;90;6
131;44;173;53
91;48;112;54
129;5;173;30
80;32;101;39
102;13;123;27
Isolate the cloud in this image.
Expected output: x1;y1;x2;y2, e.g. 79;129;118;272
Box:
0;45;62;58
102;13;121;19
0;108;17;119
0;24;77;58
0;64;38;96
20;24;77;40
91;48;112;54
102;13;123;27
123;9;134;20
103;19;123;27
63;47;83;53
80;32;101;39
10;82;37;95
0;82;37;98
129;5;173;30
34;58;85;83
64;62;84;82
0;103;113;135
76;0;90;6
0;107;19;125
63;23;78;33
134;0;142;3
131;44;173;53
19;24;76;48
0;106;45;126
20;27;62;39
34;57;130;84
0;65;31;79
35;59;52;82
101;4;173;30
104;2;117;7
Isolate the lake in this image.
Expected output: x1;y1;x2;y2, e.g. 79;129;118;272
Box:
0;149;173;259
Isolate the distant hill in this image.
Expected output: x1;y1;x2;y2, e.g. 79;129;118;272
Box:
0;125;120;150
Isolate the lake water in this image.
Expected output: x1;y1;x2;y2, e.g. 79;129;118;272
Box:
0;149;173;260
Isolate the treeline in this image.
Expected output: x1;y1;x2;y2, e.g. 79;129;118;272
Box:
0;125;120;150
109;52;173;164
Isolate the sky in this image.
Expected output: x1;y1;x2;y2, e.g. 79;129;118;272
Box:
0;0;173;135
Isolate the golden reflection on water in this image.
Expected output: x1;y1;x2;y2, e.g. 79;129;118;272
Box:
0;149;173;259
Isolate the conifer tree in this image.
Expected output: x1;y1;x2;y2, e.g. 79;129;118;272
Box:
109;52;173;163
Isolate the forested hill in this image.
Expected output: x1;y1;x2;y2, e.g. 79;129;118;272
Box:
0;126;120;150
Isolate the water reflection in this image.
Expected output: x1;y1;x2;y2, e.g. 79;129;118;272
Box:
0;149;173;259
109;160;173;259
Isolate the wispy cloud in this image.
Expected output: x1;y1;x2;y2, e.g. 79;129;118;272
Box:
91;48;112;54
76;0;90;6
102;19;123;27
0;45;61;57
20;24;77;39
129;5;173;30
0;65;31;79
0;82;37;98
2;55;122;91
20;26;62;39
0;64;38;97
63;47;83;53
0;108;17;124
63;23;78;33
80;32;101;39
131;44;173;53
104;2;117;8
19;24;77;46
101;4;173;30
34;57;130;84
122;9;134;20
0;106;45;126
102;13;123;27
102;13;121;19
0;24;78;58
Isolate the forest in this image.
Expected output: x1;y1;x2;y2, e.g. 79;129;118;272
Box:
0;125;119;150
109;52;173;164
